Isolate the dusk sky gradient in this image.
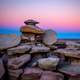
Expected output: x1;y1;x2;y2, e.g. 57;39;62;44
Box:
0;0;80;38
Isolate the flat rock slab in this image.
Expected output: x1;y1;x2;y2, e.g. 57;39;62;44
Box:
8;69;23;78
22;67;43;80
8;54;31;69
0;34;21;50
38;57;59;70
59;64;80;76
8;45;31;55
54;49;80;58
65;41;80;50
30;45;50;54
66;41;80;47
40;71;64;80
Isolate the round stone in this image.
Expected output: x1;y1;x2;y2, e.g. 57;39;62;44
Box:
43;29;57;46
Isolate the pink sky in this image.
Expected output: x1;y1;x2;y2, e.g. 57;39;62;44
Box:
0;0;80;32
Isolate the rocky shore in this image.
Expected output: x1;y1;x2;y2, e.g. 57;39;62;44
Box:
0;19;80;80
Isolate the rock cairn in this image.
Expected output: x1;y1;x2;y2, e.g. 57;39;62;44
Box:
0;19;80;80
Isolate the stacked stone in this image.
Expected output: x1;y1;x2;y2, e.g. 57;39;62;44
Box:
6;19;63;80
22;68;43;80
54;40;80;80
7;43;63;80
0;34;21;80
7;45;31;80
6;20;63;80
1;19;80;80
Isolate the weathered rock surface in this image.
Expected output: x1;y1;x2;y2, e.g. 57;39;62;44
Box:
65;41;80;50
66;41;80;47
8;54;31;69
59;64;80;76
54;49;80;58
43;29;57;46
38;57;59;70
22;67;43;80
7;45;31;55
40;71;64;80
0;34;21;50
30;45;50;54
8;69;23;80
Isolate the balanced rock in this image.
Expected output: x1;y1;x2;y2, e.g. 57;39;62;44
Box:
8;54;31;69
8;45;31;55
40;71;64;80
38;57;59;70
22;67;43;80
59;64;80;76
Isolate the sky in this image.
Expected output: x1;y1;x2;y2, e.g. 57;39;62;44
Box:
0;0;80;38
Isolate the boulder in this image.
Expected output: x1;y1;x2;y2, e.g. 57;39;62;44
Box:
43;29;57;46
40;71;64;80
22;67;43;80
38;57;59;70
8;54;31;69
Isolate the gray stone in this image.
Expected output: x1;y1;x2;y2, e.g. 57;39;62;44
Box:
0;34;21;50
59;64;80;76
38;57;59;70
40;71;64;80
43;29;57;46
8;45;31;55
8;54;31;69
8;69;23;80
22;68;43;80
30;45;50;54
54;49;80;58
